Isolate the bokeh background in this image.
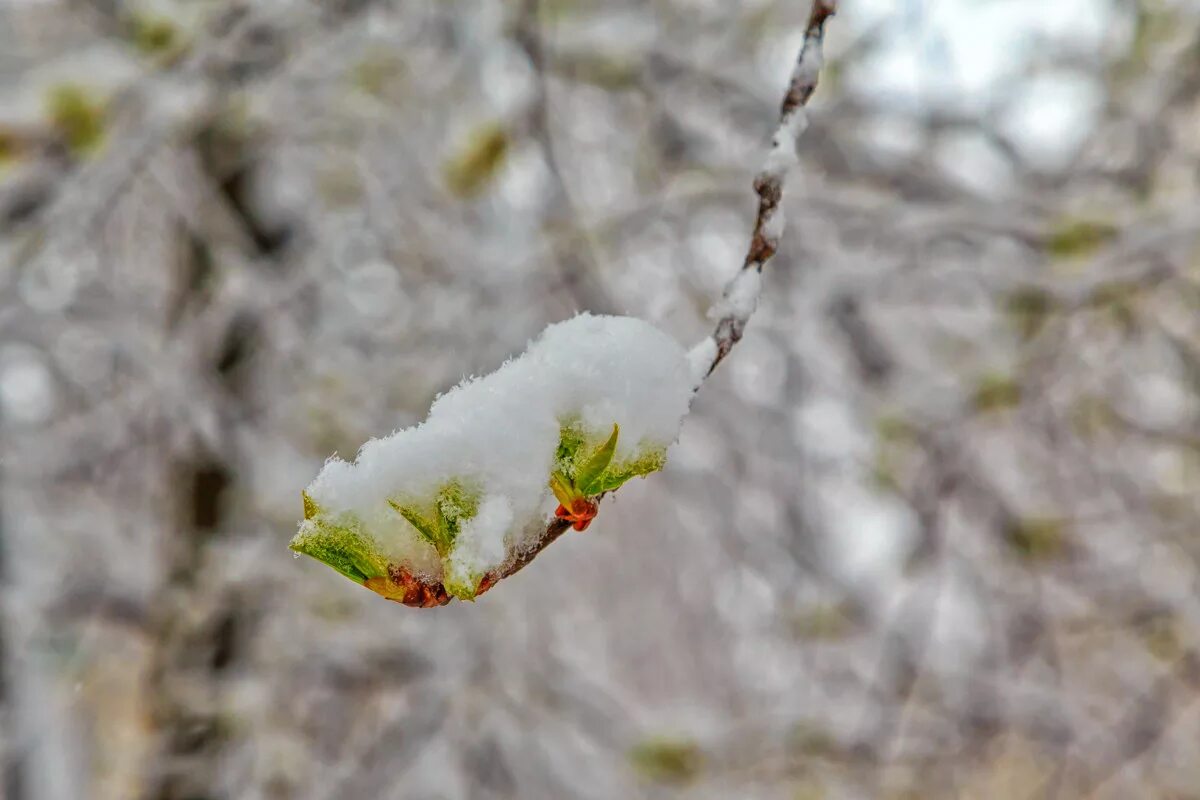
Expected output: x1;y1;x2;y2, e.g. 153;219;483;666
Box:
3;0;1200;798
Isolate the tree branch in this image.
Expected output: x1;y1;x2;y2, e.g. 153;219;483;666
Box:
689;0;837;383
489;2;837;593
396;1;839;607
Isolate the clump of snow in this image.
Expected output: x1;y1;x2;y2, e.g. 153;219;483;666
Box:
687;336;718;387
294;314;694;601
444;494;513;595
710;268;762;322
763;108;808;179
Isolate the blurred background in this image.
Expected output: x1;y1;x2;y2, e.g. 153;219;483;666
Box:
2;0;1199;797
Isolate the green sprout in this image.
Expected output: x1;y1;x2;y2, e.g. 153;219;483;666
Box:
388;481;480;558
291;422;671;606
549;421;667;530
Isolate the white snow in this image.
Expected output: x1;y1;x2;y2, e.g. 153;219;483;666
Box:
761;206;786;245
444;494;513;594
301;313;694;590
798;28;825;82
710;267;762;322
763;109;807;179
687;336;718;387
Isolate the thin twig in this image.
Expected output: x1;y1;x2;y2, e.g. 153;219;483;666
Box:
494;518;572;583
689;0;837;383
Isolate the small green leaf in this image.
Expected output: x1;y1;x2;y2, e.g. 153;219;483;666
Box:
435;481;480;540
390;482;480;557
587;447;667;494
549;472;577;507
554;419;587;479
389;499;447;554
576;423;619;495
290;517;387;584
443;569;484;603
302;490;320;520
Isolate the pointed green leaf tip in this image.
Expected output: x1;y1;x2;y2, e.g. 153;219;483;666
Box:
389;481;480;557
443;570;486;603
302;490;320;520
549;472;577;508
554;421;586;478
389;499;445;554
389;483;486;600
436;481;480;538
294;492;389;584
576;423;619;496
586;447;667;494
289;516;388;584
551;420;669;500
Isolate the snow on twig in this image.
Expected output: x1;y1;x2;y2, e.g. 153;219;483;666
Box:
503;1;840;586
688;0;838;383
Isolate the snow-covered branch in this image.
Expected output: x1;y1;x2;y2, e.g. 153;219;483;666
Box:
498;2;839;592
290;2;839;607
689;0;837;383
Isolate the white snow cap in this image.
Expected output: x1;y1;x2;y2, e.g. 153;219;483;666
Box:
297;314;694;598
